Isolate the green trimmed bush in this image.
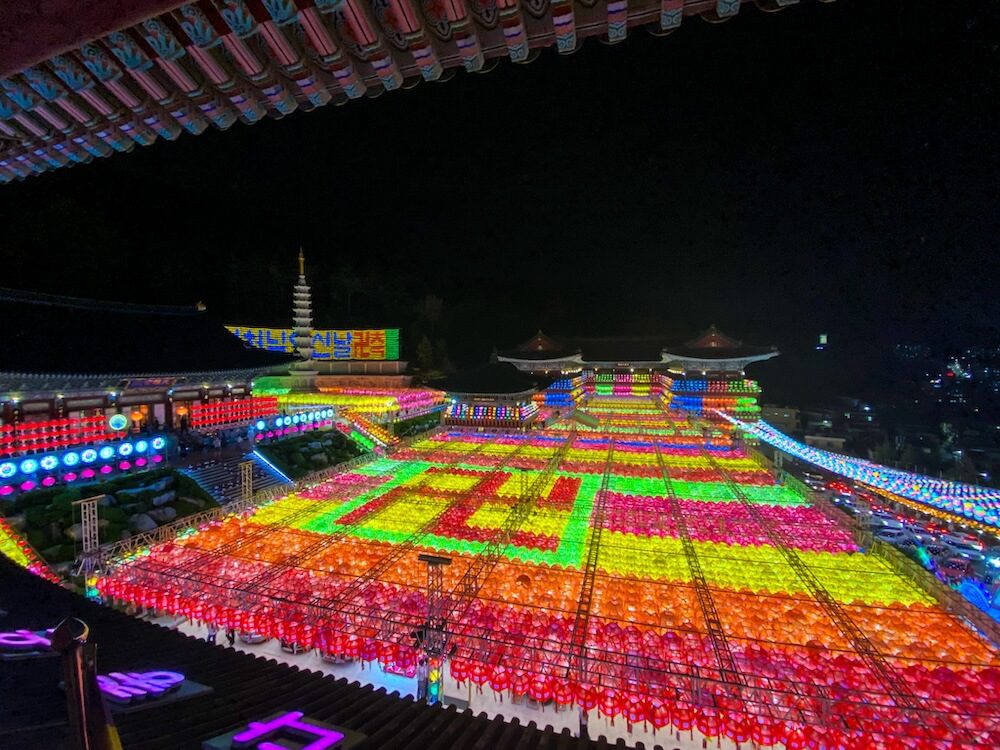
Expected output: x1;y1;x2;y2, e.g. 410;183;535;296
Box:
99;506;127;524
256;428;362;479
24;505;48;529
27;529;50;550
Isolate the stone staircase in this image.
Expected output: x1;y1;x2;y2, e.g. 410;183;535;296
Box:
180;453;291;504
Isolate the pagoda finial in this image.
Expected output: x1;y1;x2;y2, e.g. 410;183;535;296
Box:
298;247;305;277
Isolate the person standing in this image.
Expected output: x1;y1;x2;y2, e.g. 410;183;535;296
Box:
225;627;236;646
206;624;218;644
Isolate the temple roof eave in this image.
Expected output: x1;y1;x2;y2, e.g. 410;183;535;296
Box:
0;366;292;388
661;350;780;367
496;354;585;366
447;388;539;400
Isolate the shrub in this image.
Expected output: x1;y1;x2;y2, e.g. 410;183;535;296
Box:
102;522;124;543
24;505;49;529
27;529;50;550
11;488;61;514
51;489;82;515
99;506;127;524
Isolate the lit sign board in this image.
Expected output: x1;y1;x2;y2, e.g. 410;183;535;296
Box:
0;629;192;704
226;326;400;361
0;629;52;652
97;670;185;704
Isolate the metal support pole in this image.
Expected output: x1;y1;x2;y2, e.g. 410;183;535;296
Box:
73;495;103;580
418;553;451;705
240;460;254;503
50;617;121;750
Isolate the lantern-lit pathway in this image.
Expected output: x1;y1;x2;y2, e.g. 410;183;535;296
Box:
103;397;1000;749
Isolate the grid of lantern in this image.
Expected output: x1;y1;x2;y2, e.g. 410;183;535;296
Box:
0;416;116;457
189;397;279;429
97;397;1000;748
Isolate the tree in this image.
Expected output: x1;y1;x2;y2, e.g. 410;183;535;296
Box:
331;266;364;321
419;294;444;337
870;441;897;465
435;338;453;372
900;444;921;472
416;335;434;371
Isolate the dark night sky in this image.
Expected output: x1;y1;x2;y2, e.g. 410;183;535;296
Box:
1;0;998;401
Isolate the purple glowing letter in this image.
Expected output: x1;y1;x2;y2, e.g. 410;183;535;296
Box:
0;629;52;650
231;711;345;750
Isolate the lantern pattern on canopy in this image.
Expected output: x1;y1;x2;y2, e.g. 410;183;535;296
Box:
98;396;1000;748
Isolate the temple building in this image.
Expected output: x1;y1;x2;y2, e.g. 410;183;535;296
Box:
0;287;292;432
496;326;777;375
0;287;293;496
496;326;777;428
434;363;541;430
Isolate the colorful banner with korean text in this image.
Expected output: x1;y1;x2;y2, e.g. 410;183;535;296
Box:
226;327;400;361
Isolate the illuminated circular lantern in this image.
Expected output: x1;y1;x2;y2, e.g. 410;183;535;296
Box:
0;463;16;479
118;443;133;457
131;411;143;422
64;472;77;482
527;675;552;703
63;451;80;467
20;480;35;491
135;457;147;467
41;476;56;487
134;440;148;454
98;446;115;460
40;455;59;471
151;455;163;463
151;437;166;450
483;665;508;692
597;689;621;718
552;680;575;706
292;414;301;425
623;693;647;724
0;485;13;496
81;449;97;464
108;413;129;431
100;465;113;475
256;420;266;431
19;458;38;474
119;461;131;471
672;702;695;730
81;468;96;479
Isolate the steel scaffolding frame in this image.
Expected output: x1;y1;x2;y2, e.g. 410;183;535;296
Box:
99;410;1000;743
696;430;975;743
566;438;615;683
653;439;748;698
